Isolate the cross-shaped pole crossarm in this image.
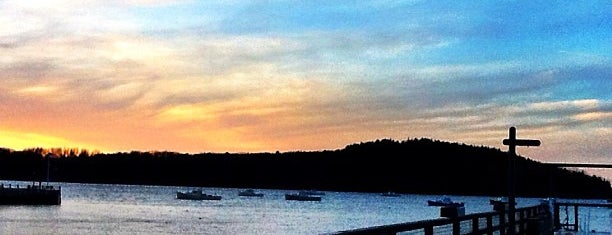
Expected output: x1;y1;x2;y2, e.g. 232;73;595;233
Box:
502;139;541;147
501;127;541;235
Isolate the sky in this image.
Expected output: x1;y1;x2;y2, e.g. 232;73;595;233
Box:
0;1;610;179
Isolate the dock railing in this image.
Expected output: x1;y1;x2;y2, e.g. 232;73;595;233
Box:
328;204;552;235
553;202;612;232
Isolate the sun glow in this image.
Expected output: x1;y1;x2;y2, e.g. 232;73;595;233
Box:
0;129;104;152
18;86;58;95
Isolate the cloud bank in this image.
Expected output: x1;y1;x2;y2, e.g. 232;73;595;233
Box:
0;1;610;177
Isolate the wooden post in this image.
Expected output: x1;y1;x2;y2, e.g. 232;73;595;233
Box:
518;210;525;234
487;215;493;235
500;212;506;235
425;225;433;235
553;204;560;230
472;217;479;234
424;226;433;235
502;127;540;235
452;220;460;235
573;205;579;231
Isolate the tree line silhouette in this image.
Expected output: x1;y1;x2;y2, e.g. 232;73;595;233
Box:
0;138;609;199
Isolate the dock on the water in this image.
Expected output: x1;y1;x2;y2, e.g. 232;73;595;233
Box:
0;183;61;205
329;127;610;235
329;204;552;235
553;202;611;235
328;201;611;235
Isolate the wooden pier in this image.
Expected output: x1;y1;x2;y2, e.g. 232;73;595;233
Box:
328;201;612;235
328;204;552;235
328;127;610;235
0;183;61;205
553;202;611;232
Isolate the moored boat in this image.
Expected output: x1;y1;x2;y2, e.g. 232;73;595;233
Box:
285;192;321;201
176;189;221;200
427;196;464;207
238;189;264;197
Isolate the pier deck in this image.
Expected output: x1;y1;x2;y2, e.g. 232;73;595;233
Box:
329;201;611;235
329;204;552;235
0;183;61;205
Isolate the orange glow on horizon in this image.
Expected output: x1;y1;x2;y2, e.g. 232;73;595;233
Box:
0;129;106;153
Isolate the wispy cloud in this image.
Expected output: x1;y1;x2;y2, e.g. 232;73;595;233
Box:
0;1;609;178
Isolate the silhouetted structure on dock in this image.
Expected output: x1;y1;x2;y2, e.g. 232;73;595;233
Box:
553;201;612;232
0;153;62;205
329;200;612;235
329;127;610;235
0;183;61;205
329;204;552;235
503;127;541;235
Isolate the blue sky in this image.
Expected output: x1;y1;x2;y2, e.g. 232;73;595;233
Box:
0;0;610;178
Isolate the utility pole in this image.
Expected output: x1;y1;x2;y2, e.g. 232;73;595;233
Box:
502;127;540;235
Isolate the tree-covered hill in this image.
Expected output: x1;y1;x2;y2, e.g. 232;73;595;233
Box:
0;138;609;199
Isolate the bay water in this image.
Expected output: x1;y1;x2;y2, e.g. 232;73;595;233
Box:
0;182;608;234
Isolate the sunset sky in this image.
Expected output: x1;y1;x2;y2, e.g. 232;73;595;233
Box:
1;1;610;178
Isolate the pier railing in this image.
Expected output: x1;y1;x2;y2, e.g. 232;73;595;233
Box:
0;183;62;205
553;202;612;232
328;204;551;235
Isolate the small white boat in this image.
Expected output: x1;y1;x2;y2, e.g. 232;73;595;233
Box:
238;189;264;197
176;189;221;200
427;196;464;207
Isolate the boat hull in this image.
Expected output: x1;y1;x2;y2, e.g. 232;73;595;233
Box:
176;192;222;200
238;189;264;197
285;194;321;201
427;200;464;207
238;193;264;197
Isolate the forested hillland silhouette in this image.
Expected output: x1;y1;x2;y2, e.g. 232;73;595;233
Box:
0;138;609;199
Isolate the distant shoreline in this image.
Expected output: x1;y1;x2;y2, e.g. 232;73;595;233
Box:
1;138;610;199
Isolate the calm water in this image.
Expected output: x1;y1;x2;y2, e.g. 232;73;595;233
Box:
0;181;608;234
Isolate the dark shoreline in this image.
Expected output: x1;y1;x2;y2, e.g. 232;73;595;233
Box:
1;138;610;199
